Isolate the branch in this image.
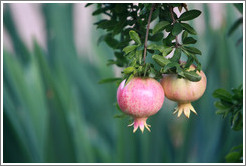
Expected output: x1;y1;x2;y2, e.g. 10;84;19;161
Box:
143;3;156;64
182;3;189;11
169;6;180;48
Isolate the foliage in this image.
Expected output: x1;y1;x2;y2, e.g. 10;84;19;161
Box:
213;85;243;131
225;145;243;163
213;3;243;163
87;3;203;84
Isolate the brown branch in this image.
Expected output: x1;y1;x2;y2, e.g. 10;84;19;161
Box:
182;3;189;11
169;6;180;48
143;3;156;64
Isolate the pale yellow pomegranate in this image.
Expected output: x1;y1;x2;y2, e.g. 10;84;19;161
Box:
160;64;207;118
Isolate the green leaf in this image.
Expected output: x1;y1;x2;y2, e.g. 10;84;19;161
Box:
129;30;141;45
234;3;243;14
226;152;242;163
213;89;233;102
98;78;122;84
152;54;170;67
114;113;127;119
184;70;201;82
136;50;143;64
123;66;135;74
172;23;183;36
123;45;138;55
230;144;243;152
162;47;173;57
97;20;116;30
228;17;243;36
162;38;172;47
183;37;197;44
215;108;230;116
214;101;228;110
170;48;181;62
178;10;201;21
184;56;194;68
147;44;167;53
104;35;119;49
149;33;163;41
176;66;185;77
152;21;170;35
151;8;160;22
127;51;135;59
183;46;202;55
165;24;173;32
125;74;134;86
85;3;93;7
180;23;197;35
226;144;243;162
231;112;243;131
163;62;179;73
182;31;189;42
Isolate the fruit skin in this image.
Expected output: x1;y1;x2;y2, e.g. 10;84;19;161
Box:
117;77;164;133
160;65;207;118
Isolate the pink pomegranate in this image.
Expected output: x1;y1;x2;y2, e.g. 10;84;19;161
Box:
117;77;165;133
160;64;207;118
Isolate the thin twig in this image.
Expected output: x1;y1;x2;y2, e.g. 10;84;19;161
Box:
169;6;180;48
182;3;189;11
143;3;156;64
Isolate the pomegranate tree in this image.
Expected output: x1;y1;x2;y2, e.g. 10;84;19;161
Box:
161;64;207;118
117;77;164;133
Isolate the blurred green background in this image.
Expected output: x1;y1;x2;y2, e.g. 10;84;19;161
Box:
3;3;243;163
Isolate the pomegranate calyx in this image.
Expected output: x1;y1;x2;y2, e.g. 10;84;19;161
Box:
128;117;151;133
173;102;197;118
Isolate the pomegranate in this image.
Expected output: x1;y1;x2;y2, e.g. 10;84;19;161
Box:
160;64;207;118
117;77;164;133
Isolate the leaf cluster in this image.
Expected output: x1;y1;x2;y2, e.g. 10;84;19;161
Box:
213;84;243;131
87;3;203;84
225;144;243;163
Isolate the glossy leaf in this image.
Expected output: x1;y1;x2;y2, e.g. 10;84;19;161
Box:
125;74;134;86
231;112;243;131
123;45;138;55
149;33;164;41
98;78;122;84
170;48;181;62
163;62;179;73
183;37;197;44
162;47;173;57
152;54;170;67
178;10;201;21
172;23;183;36
213;89;233;102
152;21;170;34
226;152;242;163
184;70;201;82
136;50;143;64
129;30;141;45
183;46;202;55
182;31;189;42
123;66;135;74
181;23;197;35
